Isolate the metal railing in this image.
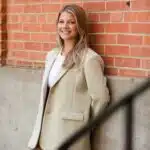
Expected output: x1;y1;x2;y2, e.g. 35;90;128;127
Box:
58;79;150;150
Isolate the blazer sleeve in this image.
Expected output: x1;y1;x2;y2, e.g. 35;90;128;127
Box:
84;55;110;118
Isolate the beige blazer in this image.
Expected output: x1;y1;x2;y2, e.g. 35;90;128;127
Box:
28;48;109;150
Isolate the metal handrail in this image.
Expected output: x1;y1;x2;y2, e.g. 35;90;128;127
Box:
58;79;150;150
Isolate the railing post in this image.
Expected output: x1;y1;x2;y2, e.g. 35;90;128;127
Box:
126;98;134;150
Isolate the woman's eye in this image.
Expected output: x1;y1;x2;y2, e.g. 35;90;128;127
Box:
69;21;75;24
70;21;75;24
58;20;75;24
58;20;64;23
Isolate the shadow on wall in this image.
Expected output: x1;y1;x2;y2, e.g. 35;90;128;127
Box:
1;0;8;66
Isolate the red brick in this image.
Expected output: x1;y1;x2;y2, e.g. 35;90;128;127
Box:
23;24;41;32
12;0;23;3
49;34;56;42
47;14;57;23
142;59;150;69
100;34;117;44
131;23;150;34
99;13;110;22
61;2;82;8
130;46;150;57
20;15;37;23
1;32;8;41
50;43;57;49
3;0;12;4
28;52;46;60
83;2;105;12
105;23;129;33
89;35;97;45
88;13;99;22
13;0;30;3
41;24;56;32
137;12;150;22
13;0;50;3
8;42;24;50
7;24;22;31
24;5;42;13
0;15;2;24
1;42;7;50
16;60;33;67
61;0;82;3
110;12;123;22
6;50;11;57
132;0;150;10
6;59;16;66
117;35;142;45
42;43;52;51
7;32;14;40
13;33;30;41
8;15;20;23
12;50;28;59
38;15;46;24
106;1;129;11
7;51;13;58
31;33;51;42
105;45;129;56
34;0;50;2
115;58;141;68
102;56;114;66
24;42;42;51
3;0;150;77
89;34;116;45
88;23;104;33
52;0;60;2
119;69;146;78
124;12;137;22
42;4;60;13
90;45;104;55
104;67;118;76
33;61;45;68
61;0;80;2
148;71;150;77
8;5;24;13
144;36;150;45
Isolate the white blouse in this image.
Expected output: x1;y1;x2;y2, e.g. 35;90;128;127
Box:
48;53;65;87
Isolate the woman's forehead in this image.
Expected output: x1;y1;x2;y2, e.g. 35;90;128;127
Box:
59;11;75;20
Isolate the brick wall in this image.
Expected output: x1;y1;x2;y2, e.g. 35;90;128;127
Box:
0;0;150;78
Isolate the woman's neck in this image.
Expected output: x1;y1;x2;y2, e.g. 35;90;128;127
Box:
62;40;76;56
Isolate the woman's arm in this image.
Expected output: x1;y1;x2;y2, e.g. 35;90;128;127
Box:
84;55;110;118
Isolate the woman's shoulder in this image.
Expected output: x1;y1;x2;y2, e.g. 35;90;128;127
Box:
84;48;104;64
86;48;99;57
82;48;104;70
46;47;60;59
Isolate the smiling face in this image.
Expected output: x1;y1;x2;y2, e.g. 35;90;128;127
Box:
57;11;78;43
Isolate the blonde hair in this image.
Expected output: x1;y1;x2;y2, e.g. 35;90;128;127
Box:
56;4;88;68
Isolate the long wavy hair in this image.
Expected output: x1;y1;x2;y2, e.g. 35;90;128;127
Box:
56;4;88;68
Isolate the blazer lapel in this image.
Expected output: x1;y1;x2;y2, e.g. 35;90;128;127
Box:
50;64;74;88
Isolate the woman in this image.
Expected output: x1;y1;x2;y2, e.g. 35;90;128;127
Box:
28;4;109;150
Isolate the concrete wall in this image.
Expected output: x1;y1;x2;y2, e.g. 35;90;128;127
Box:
0;67;149;150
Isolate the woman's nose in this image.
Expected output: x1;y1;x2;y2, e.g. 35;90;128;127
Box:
63;22;69;28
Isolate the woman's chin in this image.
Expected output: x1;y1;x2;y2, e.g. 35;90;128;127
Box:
61;36;73;41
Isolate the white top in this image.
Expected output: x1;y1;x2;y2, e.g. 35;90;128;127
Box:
48;53;65;87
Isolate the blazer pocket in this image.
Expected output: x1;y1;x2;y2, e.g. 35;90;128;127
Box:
61;112;84;121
